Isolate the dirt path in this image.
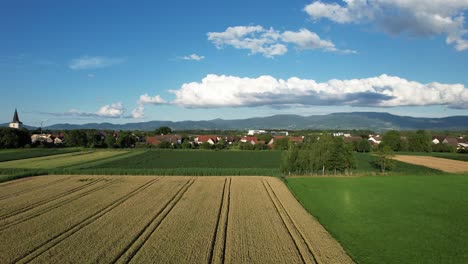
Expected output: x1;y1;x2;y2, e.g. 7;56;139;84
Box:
393;155;468;173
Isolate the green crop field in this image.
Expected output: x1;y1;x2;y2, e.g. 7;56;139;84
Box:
0;148;80;162
91;150;281;169
287;175;468;264
0;150;128;169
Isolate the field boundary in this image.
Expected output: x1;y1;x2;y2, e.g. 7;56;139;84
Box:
13;177;161;263
113;178;196;263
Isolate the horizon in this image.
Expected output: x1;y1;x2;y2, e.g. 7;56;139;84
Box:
1;1;467;125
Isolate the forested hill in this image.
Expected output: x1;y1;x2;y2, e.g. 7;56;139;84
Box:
3;112;468;131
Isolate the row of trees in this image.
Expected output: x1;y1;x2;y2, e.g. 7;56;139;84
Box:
281;136;356;175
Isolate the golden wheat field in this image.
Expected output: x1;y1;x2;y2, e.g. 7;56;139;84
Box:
0;175;353;264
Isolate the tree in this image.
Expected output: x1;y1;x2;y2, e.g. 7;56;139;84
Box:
256;134;273;144
375;145;395;174
200;142;212;150
381;130;402;151
65;130;88;147
105;134;116;148
273;137;290;150
356;139;372;152
0;128;31;148
408;130;431;152
155;126;172;135
116;132;136;148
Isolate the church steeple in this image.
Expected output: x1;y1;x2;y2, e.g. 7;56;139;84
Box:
12;109;20;123
9;109;23;129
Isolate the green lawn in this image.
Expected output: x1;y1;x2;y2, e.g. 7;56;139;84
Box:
0;148;80;162
91;149;281;169
287;175;468;264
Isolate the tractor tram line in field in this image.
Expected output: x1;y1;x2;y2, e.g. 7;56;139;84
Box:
114;178;196;263
13;177;162;264
0;176;72;201
208;177;232;264
0;179;118;231
0;178;104;220
262;179;320;264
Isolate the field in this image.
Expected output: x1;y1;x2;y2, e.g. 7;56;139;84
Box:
354;153;446;175
393;155;468;173
0;150;129;169
397;152;468;162
90;150;281;169
0;148;80;162
287;175;468;264
0;175;352;264
0;149;282;177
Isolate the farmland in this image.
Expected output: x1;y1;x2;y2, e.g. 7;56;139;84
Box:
0;175;352;264
287;175;468;264
91;150;281;169
0;150;129;170
393;155;468;173
0;148;80;162
0;149;282;177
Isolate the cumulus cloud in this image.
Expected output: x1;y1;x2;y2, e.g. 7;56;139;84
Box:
44;102;127;118
130;94;168;119
304;0;468;51
95;102;125;117
69;56;124;70
207;25;352;57
181;54;205;61
282;28;356;53
167;74;468;109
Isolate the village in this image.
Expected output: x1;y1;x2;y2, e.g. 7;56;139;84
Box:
2;109;466;153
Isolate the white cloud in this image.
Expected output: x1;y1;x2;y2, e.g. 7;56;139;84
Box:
282;28;356;53
46;102;127;118
207;25;351;57
304;0;468;51
129;94;168;119
138;94;167;105
168;74;468;109
131;105;145;119
69;56;124;70
181;54;205;61
96;102;125;117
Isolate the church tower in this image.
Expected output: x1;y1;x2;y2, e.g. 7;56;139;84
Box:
9;109;23;129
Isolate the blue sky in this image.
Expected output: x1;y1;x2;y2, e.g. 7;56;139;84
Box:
1;0;467;125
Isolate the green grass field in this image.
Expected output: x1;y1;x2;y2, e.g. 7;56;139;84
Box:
90;150;281;169
287;175;468;264
0;148;80;162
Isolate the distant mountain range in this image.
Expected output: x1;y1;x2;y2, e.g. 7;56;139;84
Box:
2;112;468;131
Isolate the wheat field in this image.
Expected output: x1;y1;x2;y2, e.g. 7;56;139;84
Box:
0;175;353;264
